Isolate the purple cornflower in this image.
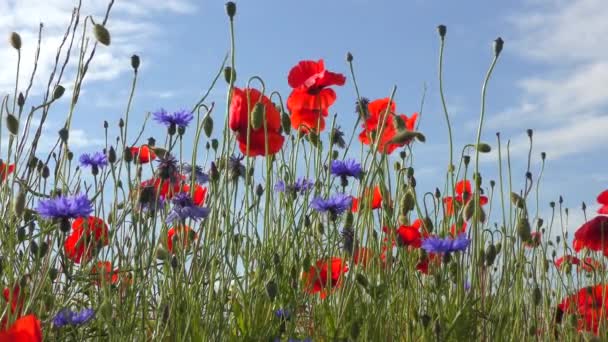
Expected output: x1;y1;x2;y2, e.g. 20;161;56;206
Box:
36;194;93;220
156;154;179;181
311;193;352;219
275;177;314;195
421;234;471;254
153;109;194;129
228;154;246;181
79;152;108;170
183;164;209;184
331;159;362;179
166;192;210;224
330;127;346;149
275;308;291;321
53;308;95;328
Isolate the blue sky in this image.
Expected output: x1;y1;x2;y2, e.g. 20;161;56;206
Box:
1;0;606;233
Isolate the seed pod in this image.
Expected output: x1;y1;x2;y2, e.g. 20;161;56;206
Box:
17;93;25;108
223;66;236;84
53;85;65;100
93;24;111;46
517;216;532;242
6;114;19;135
131;54;140;71
9;32;22;50
476;143;492;153
485;244;497;266
14;191;26;218
225;2;236;19
437;25;447;39
250;102;265;130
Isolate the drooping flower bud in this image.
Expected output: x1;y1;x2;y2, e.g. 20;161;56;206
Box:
93;24;111;46
223;66;236;84
485;244;497;266
346;52;353;62
517;216;532;242
9;32;22;50
53;85;65;100
6;114;19;135
281;112;291;135
250;102;265;130
131;54;140;71
17;92;25;108
476;143;492;153
203;115;213;138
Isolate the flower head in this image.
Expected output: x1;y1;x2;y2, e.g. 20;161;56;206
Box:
130;145;156;164
598;190;608;215
302;257;348;299
0;315;41;341
358;98;418;154
274;308;291;321
153;109;193;129
156;154;180;181
182;164;209;184
166;226;197;253
573;216;608;255
352;186;383;212
53;308;95;328
0;160;15;183
165;192;210;224
557;284;608;334
275;178;314;195
64;216;110;264
330;159;362;179
421;234;471;254
330;127;346;149
311;194;352;218
443;180;488;216
79;152;108;169
36;194;93;220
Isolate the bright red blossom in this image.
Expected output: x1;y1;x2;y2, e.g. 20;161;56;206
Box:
443;180;488;216
573;216;608;255
64;216;110;264
598;190;608;215
0;314;42;342
302;257;348;299
130;145;156;164
229;87;285;156
395;219;424;248
0;161;15;183
353;247;373;267
352;186;383;212
2;285;24;316
358;98;418;154
167;226;197;253
558;284;608;334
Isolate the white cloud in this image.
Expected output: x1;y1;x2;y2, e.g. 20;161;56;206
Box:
0;0;196;96
485;0;608;160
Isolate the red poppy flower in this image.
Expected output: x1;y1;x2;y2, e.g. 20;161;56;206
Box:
555;255;580;270
352;186;383;212
229;87;284;156
598;190;608;215
358;98;418;154
0;314;42;342
166;226;197;253
416;253;440;274
287;60;345;133
573;216;608;255
558;284;608;334
353;247;373;267
2;285;24;315
443;180;488;216
64;216;110;264
130;145;157;164
450;221;467;236
91;261;119;285
396;220;423;248
302;257;348;299
0;161;15;183
182;183;207;206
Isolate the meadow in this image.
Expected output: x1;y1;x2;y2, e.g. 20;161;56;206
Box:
1;1;608;341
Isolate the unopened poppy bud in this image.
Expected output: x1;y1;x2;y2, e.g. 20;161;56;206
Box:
463;155;470;166
493;37;504;57
202;115;213;138
485;244;497;266
14;191;26;218
532;286;542;306
250;102;265;130
131;54;140;71
423;216;434;232
211;139;219;151
355;273;369;288
58;127;69;143
526;171;532;180
255;184;264;197
93;24;111;46
223;66;236;84
476;143;492;153
147;137;156;146
42;165;50;179
225;2;236;19
281;112;291;135
205;142;210;150
537;218;544;228
511;192;525;209
108;147;117;164
265;280;278;300
391;131;425;144
541;152;546;160
17;228;26;241
6;114;19;135
315;221;324;235
171;255;179;268
399;150;406;159
49;268;59;281
401;192;415;213
435;188;441;198
9;32;22;50
123;147;133;163
332;150;339;160
393;161;401;171
393;115;406;131
549;201;555;208
17;92;24;108
559;196;563;204
346;52;353;62
308;131;320;147
517;217;532;241
437;25;447;39
53;85;65;100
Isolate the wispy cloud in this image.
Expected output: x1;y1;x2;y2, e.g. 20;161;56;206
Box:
485;0;608;160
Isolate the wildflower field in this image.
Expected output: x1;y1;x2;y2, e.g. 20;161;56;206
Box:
1;1;608;341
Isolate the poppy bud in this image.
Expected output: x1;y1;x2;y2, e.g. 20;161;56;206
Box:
308;131;320;147
393;161;401;172
281;112;291;135
559;196;563;204
250;102;265;130
532;286;542;306
423;216;434;232
435;188;441;198
108;147;117;164
517;217;532;241
526;128;533;138
223;66;236;84
399;151;406;159
9;32;22;50
485;244;497;266
355;273;369;289
332;150;339;160
195;115;211;139
53;85;65;100
42;165;50;179
437;25;447;39
6;114;19;135
17;227;26;241
463;155;470;166
93;24;111;46
171;255;179;269
401;192;416;214
17;92;24;108
346;52;354;62
255;184;264;197
49;268;59;281
123;147;133;163
407;167;415;178
493;37;504;57
211;139;219;151
147;137;156;146
476;143;492;153
210;162;220;182
549;201;555;208
393;115;406;131
510;192;525;209
225;2;236;19
58;127;69;143
489;180;495;188
14;190;26;218
265;280;278;300
541;152;546;160
391;131;425;144
131;54;140;71
537;218;544;229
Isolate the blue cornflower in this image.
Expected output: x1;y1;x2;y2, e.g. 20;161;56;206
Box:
153;109;194;129
275;178;314;195
53;308;95;328
183;164;209;184
156;154;179;181
36;194;93;220
275;308;291;321
311;193;352;219
421;234;471;254
166;192;210;224
330;159;362;179
79;152;108;169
